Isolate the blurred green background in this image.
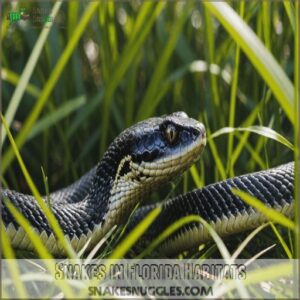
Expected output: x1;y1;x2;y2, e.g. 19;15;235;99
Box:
1;1;296;257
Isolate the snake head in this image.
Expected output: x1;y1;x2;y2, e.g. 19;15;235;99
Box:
108;112;206;201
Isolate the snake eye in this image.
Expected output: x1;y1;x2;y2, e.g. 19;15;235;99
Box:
165;124;178;144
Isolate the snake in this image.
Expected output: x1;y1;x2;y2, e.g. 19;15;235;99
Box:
1;112;295;256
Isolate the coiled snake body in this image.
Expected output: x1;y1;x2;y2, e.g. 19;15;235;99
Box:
1;112;295;256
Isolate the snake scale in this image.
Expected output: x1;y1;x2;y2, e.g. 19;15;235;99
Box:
1;112;295;256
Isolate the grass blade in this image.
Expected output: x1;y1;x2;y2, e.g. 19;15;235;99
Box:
139;214;232;259
206;125;227;180
136;3;192;121
203;2;294;125
109;207;161;259
189;164;204;188
1;1;62;145
283;0;295;32
262;1;271;50
232;189;295;230
28;95;86;140
1;68;40;98
203;4;220;108
138;215;204;258
210;126;294;150
231;223;269;259
227;1;244;176
231;93;272;167
1;1;100;174
1;224;27;298
269;223;293;259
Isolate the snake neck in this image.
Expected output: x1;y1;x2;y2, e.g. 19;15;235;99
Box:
86;140;144;227
87;147;121;223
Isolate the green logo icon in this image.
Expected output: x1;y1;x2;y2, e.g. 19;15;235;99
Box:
7;8;30;24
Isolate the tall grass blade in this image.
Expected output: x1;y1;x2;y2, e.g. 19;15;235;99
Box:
262;1;271;49
203;2;294;125
1;224;27;298
232;189;295;230
85;226;117;262
107;2;119;63
1;1;62;145
206;125;227;180
231;223;269;260
246;244;277;265
283;0;295;32
1;68;40;98
231;94;271;167
28;95;86;140
108;207;161;259
138;215;204;258
234;132;266;169
66;91;103;138
136;3;192;121
189;164;204;188
203;5;220;108
269;223;292;259
227;1;244;176
210;126;294;150
1;2;100;173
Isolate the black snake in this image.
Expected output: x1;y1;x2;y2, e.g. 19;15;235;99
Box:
1;112;294;256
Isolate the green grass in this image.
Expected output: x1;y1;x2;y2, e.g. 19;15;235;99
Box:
1;1;298;299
